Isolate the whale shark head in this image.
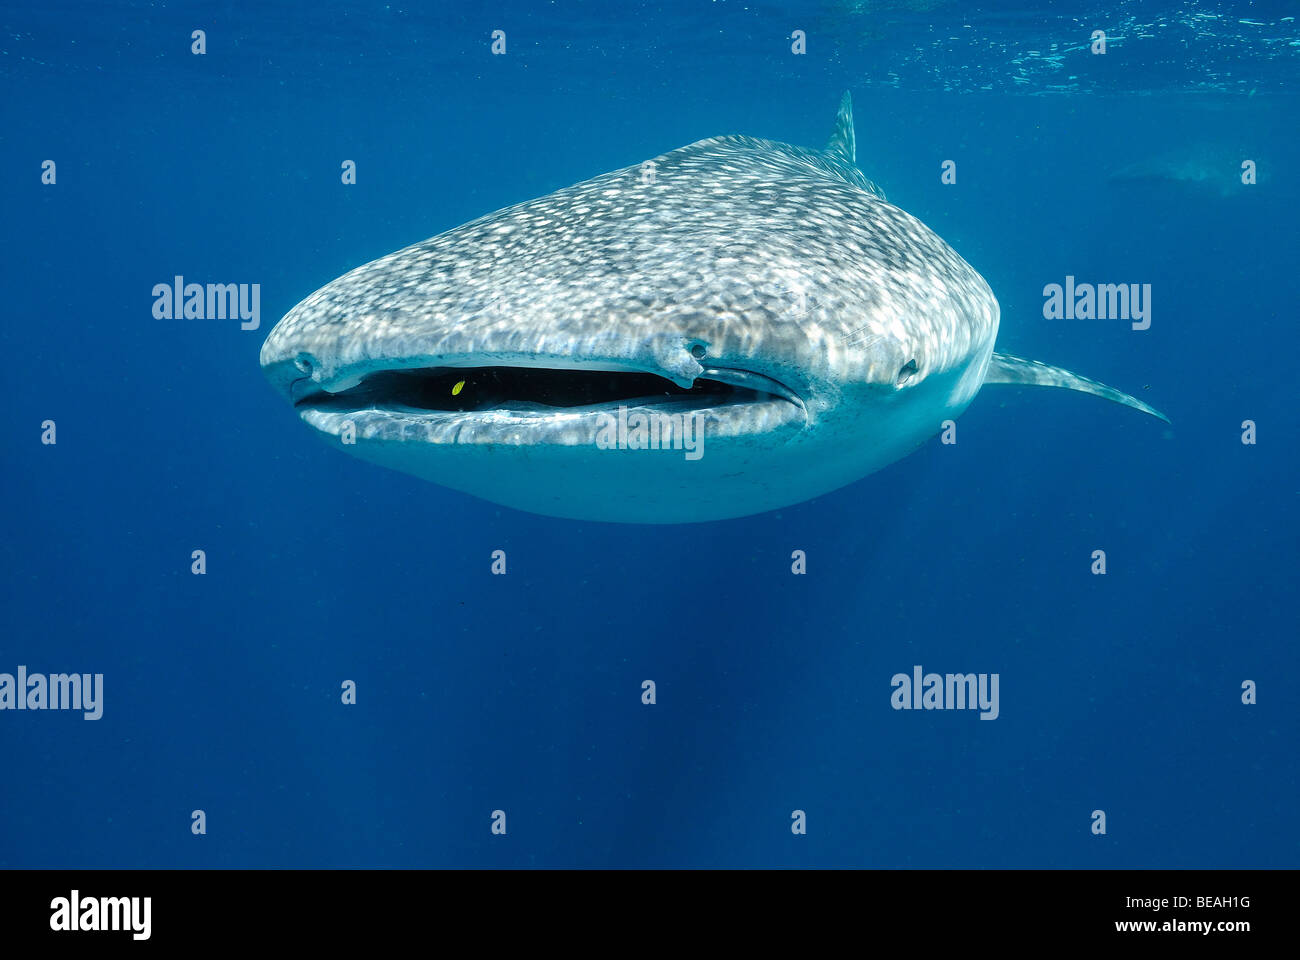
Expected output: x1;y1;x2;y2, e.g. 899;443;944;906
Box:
261;93;1163;523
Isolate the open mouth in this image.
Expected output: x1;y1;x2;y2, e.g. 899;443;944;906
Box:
295;365;804;418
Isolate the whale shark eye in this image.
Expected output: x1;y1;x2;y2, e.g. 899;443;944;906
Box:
294;354;315;376
690;342;708;360
896;359;918;386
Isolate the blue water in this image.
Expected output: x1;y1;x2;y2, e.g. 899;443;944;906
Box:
3;1;1297;868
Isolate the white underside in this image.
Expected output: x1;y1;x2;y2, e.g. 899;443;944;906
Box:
297;362;985;523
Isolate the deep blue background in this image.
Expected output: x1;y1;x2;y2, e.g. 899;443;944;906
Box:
2;1;1296;867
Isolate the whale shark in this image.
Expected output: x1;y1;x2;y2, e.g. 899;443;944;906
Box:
1108;142;1259;197
261;93;1166;523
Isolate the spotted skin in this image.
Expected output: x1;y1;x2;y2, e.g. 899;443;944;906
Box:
262;97;995;398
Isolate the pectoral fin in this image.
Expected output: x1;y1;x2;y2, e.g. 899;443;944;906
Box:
984;352;1169;423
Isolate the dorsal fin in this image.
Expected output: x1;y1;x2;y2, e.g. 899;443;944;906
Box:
825;91;855;163
984;353;1170;423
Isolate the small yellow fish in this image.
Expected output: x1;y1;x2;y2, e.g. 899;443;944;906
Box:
452;380;466;396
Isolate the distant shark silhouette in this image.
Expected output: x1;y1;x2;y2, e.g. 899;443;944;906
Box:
1109;144;1259;197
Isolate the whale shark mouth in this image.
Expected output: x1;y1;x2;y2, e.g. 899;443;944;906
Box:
289;363;808;446
294;364;805;421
